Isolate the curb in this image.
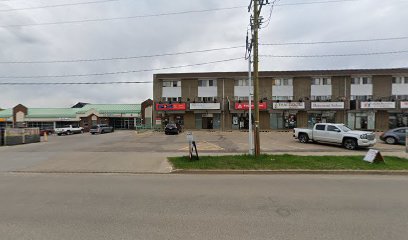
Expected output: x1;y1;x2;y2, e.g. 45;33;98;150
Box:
8;171;170;175
171;169;408;175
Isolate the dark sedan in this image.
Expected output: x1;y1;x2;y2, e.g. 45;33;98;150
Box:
165;123;181;135
380;127;407;145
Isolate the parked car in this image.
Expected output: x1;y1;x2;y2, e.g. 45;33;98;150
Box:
40;128;54;136
380;127;407;145
90;124;114;134
293;123;376;150
54;125;84;136
165;123;181;135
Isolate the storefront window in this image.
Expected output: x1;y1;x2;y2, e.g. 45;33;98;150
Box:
270;112;297;129
308;112;335;128
389;113;408;129
347;112;375;130
232;113;253;130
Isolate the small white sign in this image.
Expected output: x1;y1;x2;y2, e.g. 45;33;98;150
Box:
186;132;194;143
311;102;345;109
190;103;220;110
360;102;396;109
401;102;408;109
272;102;305;110
363;149;382;163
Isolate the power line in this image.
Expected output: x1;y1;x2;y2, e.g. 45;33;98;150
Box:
0;0;118;12
275;0;360;6
0;81;152;85
0;0;377;28
260;36;408;46
260;50;408;58
1;36;406;64
0;57;243;79
0;46;245;64
0;6;246;28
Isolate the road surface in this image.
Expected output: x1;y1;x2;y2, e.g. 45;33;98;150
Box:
0;173;407;240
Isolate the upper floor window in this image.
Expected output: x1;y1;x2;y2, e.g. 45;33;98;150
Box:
311;77;331;85
351;76;372;85
272;96;293;101
162;80;181;87
198;79;217;87
273;78;293;86
311;96;331;101
350;95;372;101
392;76;408;84
198;97;216;102
161;97;181;102
235;79;251;86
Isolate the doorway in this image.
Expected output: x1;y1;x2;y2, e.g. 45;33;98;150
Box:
202;117;213;129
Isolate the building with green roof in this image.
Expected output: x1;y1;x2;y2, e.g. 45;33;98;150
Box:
0;103;149;131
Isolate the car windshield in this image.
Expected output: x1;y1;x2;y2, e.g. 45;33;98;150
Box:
91;126;98;129
166;124;176;127
338;125;352;132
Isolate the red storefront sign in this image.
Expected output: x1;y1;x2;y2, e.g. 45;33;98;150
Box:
234;102;267;110
156;103;186;111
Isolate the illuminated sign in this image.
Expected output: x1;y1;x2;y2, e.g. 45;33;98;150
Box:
234;102;267;110
155;103;186;111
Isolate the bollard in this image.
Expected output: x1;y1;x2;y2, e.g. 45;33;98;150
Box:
44;131;48;142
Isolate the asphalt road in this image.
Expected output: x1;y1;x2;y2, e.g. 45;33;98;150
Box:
0;173;407;240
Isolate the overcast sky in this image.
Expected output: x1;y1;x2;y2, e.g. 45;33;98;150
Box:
0;0;407;108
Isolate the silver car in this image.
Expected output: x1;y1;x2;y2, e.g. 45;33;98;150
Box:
379;127;407;144
90;124;114;134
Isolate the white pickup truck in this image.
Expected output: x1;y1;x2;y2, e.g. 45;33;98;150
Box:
293;123;376;150
54;125;84;136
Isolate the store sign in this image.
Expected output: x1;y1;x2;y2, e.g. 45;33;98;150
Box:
0;118;6;122
272;102;305;110
360;102;395;109
400;102;408;109
190;103;220;110
155;118;161;125
155;103;186;111
311;102;344;109
235;102;267;110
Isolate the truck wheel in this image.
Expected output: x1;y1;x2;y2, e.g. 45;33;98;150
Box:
298;133;309;143
343;138;357;150
66;131;71;135
385;137;396;145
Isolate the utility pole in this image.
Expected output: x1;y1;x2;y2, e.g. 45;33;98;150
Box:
253;0;261;156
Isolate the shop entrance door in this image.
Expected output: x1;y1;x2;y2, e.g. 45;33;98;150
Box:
356;116;368;130
202;117;213;129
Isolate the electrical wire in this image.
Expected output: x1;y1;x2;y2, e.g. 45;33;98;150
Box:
1;36;406;64
260;50;408;58
260;36;408;46
0;0;380;28
0;46;245;64
0;0;118;12
0;57;243;79
0;6;247;28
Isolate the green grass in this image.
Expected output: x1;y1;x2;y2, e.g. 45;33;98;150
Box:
168;154;408;170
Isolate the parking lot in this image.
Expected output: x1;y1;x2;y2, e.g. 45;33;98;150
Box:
0;130;406;173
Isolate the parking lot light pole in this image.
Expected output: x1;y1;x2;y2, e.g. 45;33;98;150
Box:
248;57;254;155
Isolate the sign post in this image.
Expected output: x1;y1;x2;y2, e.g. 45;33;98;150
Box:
186;132;198;160
406;130;408;154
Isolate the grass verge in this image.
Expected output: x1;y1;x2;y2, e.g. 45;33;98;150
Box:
168;154;408;170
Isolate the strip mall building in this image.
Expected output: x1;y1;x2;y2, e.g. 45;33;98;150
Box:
0;101;153;131
153;68;408;131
